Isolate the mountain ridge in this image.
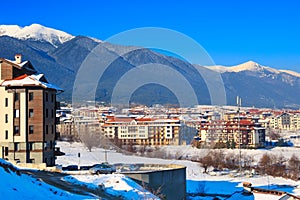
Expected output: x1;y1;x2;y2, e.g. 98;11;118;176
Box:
0;23;300;108
0;24;74;47
205;61;300;77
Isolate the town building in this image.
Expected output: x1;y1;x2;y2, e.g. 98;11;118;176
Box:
0;54;62;166
198;118;265;148
101;116;181;145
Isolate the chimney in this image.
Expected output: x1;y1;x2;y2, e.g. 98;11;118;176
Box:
15;54;22;64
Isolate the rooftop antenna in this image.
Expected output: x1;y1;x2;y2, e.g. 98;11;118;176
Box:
237;96;242;173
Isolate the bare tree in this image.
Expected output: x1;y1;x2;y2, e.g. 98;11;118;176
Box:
269;129;281;140
210;150;224;169
79;127;101;152
259;153;287;177
259;153;272;175
288;154;300;180
199;154;213;173
224;152;239;169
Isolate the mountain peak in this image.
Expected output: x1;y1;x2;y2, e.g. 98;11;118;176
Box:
206;61;281;74
232;60;263;72
0;23;74;46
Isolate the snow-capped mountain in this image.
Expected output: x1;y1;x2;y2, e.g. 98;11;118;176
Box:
0;23;300;108
0;24;74;46
206;61;300;78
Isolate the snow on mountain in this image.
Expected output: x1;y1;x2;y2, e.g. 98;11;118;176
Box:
0;24;74;46
279;69;300;78
206;61;300;79
206;61;280;74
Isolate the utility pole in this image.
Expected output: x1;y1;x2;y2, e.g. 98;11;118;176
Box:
237;96;242;173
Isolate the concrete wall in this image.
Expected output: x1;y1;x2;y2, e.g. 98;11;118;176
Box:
122;164;186;200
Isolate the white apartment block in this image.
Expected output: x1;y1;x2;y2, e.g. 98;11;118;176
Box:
102;116;181;145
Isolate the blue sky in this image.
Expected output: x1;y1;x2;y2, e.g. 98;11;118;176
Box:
1;0;300;71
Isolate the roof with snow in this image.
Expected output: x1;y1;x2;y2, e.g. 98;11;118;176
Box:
0;74;63;92
0;58;37;73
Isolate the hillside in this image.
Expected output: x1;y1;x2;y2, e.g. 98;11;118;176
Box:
0;24;300;108
205;61;300;108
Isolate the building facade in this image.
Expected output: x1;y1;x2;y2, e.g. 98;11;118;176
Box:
102;116;181;146
0;55;62;166
199;118;265;148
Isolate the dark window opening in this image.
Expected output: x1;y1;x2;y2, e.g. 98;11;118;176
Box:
29;109;34;118
29;125;34;134
14;126;20;135
4;147;8;156
14;93;19;101
29;92;34;101
14;143;19;151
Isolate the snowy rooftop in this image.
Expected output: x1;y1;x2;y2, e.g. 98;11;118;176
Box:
0;74;63;92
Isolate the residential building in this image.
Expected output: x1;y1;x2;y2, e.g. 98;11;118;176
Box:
101;116;181;145
0;54;62;166
199;118;265;148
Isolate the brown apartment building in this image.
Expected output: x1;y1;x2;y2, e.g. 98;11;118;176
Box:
0;54;62;166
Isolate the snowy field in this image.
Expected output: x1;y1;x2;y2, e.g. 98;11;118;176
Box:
56;142;300;200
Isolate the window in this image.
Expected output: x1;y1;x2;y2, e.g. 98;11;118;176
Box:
14;109;19;118
14;126;20;135
51;109;54;118
29;159;35;163
29;142;34;151
5;98;8;107
4;147;8;156
14;93;19;101
29;92;34;101
29;109;34;118
29;126;34;134
46;125;48;134
5;114;8;123
14;143;19;151
5;130;8;140
45;93;48;102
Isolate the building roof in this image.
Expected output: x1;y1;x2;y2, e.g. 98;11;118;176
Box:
0;58;37;73
0;74;63;91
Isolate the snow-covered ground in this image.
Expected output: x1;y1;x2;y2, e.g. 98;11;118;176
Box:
56;142;300;200
64;174;158;199
0;159;96;200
